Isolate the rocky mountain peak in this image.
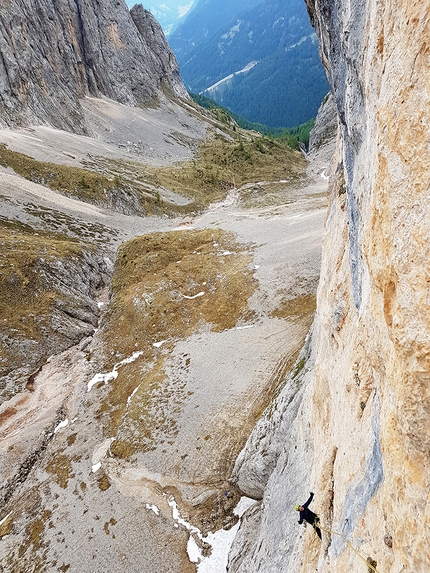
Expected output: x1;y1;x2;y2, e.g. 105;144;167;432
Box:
130;4;185;97
0;0;187;134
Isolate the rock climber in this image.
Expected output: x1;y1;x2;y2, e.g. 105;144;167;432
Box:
295;492;321;539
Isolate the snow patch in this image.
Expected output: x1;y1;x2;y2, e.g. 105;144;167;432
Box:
0;512;12;527
221;20;242;40
54;418;69;434
146;504;161;516
92;462;101;473
183;292;205;300
168;495;256;571
320;168;330;180
187;535;201;563
285;34;313;52
203;62;258;95
153;340;167;348
178;2;194;19
87;351;143;392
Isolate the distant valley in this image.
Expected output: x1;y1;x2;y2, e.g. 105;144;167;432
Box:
169;0;329;128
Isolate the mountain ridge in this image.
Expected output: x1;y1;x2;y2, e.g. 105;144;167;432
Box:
0;0;186;134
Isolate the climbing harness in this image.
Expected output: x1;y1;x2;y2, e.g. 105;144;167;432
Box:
314;519;381;573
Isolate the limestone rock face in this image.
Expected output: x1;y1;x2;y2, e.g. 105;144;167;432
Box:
0;0;187;133
308;92;337;155
130;5;185;99
0;246;113;404
229;1;430;572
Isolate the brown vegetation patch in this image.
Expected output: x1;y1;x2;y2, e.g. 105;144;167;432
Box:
141;133;306;210
0;219;89;339
0;144;155;214
0;218;98;399
271;293;317;321
97;228;256;444
97;472;111;491
16;509;52;570
85;131;306;215
45;454;72;489
67;433;77;447
0;129;305;217
0;513;13;539
21;203;119;245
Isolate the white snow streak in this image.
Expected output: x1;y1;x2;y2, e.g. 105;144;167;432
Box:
0;512;12;527
146;504;161;516
168;495;256;572
127;385;140;406
91;462;101;473
183;292;205;300
320;168;330;180
87;351;143;392
87;370;118;392
54;418;69;434
203;62;258;94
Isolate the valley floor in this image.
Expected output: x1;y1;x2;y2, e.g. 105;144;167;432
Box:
0;99;331;572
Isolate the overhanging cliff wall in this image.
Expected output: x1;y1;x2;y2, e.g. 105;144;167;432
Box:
229;1;430;572
0;0;187;133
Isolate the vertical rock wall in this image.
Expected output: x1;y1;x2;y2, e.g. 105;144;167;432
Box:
229;1;430;572
0;0;187;133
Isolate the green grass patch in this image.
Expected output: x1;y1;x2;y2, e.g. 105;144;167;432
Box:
292;357;306;379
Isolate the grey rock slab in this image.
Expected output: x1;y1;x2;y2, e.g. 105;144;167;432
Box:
0;0;187;133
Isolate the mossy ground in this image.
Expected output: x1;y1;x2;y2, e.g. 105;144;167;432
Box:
12;497;52;573
271;293;317;321
96;228;256;448
45;453;73;489
0;214;104;403
0;219;90;345
140;133;307;210
0;513;13;539
0;128;306;216
0;144;159;215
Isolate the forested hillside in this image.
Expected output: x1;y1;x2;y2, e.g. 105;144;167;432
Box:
170;0;329;128
169;0;262;56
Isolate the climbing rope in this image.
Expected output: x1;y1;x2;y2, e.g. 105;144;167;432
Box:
314;520;381;573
